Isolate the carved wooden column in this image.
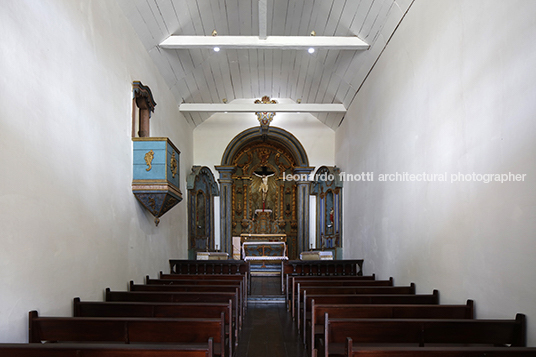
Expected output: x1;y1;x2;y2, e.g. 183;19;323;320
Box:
215;166;235;255
132;81;156;138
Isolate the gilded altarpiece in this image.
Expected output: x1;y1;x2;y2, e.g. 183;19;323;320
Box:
187;166;219;259
312;166;343;258
231;143;300;259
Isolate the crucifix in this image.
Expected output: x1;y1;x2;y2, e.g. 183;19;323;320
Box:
253;166;275;211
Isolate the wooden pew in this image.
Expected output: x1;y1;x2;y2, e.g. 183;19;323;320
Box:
287;274;376;301
288;275;385;315
322;313;527;357
129;281;243;324
147;276;246;308
297;284;417;331
29;310;226;357
345;345;536;357
307;300;474;352
74;298;234;357
0;342;213;357
302;290;440;346
105;288;242;329
289;277;391;318
159;272;248;295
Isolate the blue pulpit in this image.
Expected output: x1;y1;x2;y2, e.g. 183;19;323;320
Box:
132;137;182;225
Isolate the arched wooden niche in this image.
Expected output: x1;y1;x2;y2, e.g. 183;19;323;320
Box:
312;166;343;258
216;126;313;260
187;166;219;258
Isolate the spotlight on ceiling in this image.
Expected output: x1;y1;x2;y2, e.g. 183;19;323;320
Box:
308;47;315;54
214;46;220;52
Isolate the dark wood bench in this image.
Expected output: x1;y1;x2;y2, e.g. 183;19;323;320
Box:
169;260;249;275
288;275;387;315
290;278;392;318
129;281;243;323
302;290;440;345
159;272;248;295
297;284;417;331
283;260;364;277
74;298;234;357
105;289;242;330
29;310;226;357
307;300;474;352
0;342;213;357
147;276;247;305
322;313;526;357
344;345;536;357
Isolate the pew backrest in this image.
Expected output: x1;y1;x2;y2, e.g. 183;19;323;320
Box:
295;283;414;322
289;276;390;314
0;342;213;357
308;300;474;351
105;289;242;330
297;284;416;330
73;298;233;357
29;311;226;356
344;343;536;357
325;313;527;357
152;274;247;305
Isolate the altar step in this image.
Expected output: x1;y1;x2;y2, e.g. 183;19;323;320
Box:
249;263;281;277
248;295;285;304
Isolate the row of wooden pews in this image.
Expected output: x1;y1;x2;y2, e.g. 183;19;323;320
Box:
1;260;249;357
283;260;536;357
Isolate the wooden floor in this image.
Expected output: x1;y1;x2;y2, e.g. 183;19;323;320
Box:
233;277;309;357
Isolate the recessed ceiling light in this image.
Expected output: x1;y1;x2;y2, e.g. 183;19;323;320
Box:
214;47;220;52
308;47;315;54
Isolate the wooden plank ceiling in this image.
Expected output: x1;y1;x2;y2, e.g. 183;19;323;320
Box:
117;0;412;129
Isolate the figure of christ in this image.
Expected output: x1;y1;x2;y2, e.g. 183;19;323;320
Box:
253;172;275;212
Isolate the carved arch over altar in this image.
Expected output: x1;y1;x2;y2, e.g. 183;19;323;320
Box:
216;126;313;259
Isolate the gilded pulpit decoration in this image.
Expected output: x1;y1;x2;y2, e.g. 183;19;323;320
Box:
254;96;277;130
170;151;178;178
144;150;154;171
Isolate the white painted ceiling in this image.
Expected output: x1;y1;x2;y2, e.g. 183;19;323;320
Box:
117;0;413;129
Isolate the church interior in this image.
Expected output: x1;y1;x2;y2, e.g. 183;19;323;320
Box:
1;0;536;354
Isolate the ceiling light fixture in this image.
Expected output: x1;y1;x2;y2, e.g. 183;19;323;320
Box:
214;46;220;52
308;47;315;54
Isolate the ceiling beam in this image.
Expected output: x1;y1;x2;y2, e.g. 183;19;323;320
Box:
178;103;347;113
160;36;369;50
259;0;267;40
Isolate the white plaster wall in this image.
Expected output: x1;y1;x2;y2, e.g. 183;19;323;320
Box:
336;0;536;344
193;99;335;172
0;0;193;342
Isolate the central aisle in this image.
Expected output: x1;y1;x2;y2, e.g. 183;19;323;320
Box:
233;277;309;357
